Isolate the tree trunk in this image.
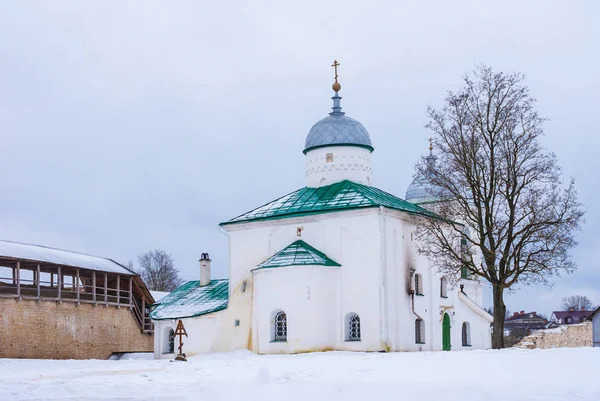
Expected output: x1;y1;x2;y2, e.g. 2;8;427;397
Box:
492;285;506;349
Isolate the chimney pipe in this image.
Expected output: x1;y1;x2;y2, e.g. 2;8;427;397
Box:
199;253;211;286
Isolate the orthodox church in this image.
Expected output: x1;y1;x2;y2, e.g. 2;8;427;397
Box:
150;63;492;357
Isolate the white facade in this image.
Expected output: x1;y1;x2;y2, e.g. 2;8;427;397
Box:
305;146;373;187
153;206;492;357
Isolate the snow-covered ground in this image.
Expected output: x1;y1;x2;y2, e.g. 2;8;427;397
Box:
1;348;599;401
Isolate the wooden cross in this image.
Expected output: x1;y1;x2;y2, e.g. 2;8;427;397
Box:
174;319;188;355
331;60;340;82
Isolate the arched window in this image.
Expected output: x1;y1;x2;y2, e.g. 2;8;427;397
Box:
163;327;175;354
271;310;287;342
440;277;448;298
415;318;425;344
462;322;471;346
168;329;175;353
345;313;361;341
414;273;423;295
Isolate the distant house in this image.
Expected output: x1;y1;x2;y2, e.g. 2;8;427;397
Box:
503;311;548;347
551;308;593;325
588;307;600;347
505;311;548;332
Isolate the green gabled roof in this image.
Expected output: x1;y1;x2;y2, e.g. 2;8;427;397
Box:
221;180;438;225
150;279;228;321
253;240;341;271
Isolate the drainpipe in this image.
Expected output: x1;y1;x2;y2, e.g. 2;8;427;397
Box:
409;269;423;321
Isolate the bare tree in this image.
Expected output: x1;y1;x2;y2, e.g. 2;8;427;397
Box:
137;249;183;292
413;65;584;349
561;295;594;311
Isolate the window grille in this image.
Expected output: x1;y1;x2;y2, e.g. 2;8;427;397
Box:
415;319;425;344
168;329;175;353
346;313;361;341
462;322;471;346
272;311;287;342
440;277;448;298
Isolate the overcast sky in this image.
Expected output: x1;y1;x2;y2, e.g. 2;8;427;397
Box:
1;1;598;317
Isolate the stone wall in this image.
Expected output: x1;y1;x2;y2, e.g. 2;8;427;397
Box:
516;322;592;349
0;298;153;359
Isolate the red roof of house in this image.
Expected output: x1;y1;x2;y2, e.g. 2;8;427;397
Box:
505;311;544;322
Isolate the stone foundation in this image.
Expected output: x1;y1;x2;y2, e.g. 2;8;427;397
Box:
516;322;592;349
0;298;153;359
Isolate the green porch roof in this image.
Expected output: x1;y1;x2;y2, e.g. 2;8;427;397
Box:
221;180;437;225
253;240;341;271
150;279;228;321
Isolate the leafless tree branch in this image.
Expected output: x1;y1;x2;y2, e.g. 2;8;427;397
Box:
412;65;585;349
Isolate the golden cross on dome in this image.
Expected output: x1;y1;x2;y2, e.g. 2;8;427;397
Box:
331;60;340;82
331;60;341;92
429;137;434;151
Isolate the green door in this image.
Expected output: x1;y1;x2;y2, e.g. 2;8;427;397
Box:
442;313;451;351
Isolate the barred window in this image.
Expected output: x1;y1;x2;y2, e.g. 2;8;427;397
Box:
345;313;361;341
272;310;287;342
440;277;448;298
414;273;423;295
462;322;471;346
415;319;425;344
168;329;175;353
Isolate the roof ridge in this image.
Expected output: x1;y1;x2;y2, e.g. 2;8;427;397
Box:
254;239;340;270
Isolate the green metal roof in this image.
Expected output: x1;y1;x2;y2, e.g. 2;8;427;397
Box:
221;180;438;225
150;279;228;321
253;240;341;271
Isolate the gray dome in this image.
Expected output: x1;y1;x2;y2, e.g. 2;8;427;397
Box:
405;154;451;204
303;93;374;154
405;175;437;204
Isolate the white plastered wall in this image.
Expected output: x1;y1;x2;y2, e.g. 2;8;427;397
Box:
304;146;373;187
381;208;491;352
158;206;491;356
153;310;226;359
224;208;384;353
252;266;338;354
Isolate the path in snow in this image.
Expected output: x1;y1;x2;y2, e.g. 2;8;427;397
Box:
1;348;599;401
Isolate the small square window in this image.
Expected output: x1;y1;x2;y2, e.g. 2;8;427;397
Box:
296;227;303;236
241;280;247;293
234;319;240;327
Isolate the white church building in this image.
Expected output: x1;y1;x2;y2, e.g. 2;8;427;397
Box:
150;66;492;357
